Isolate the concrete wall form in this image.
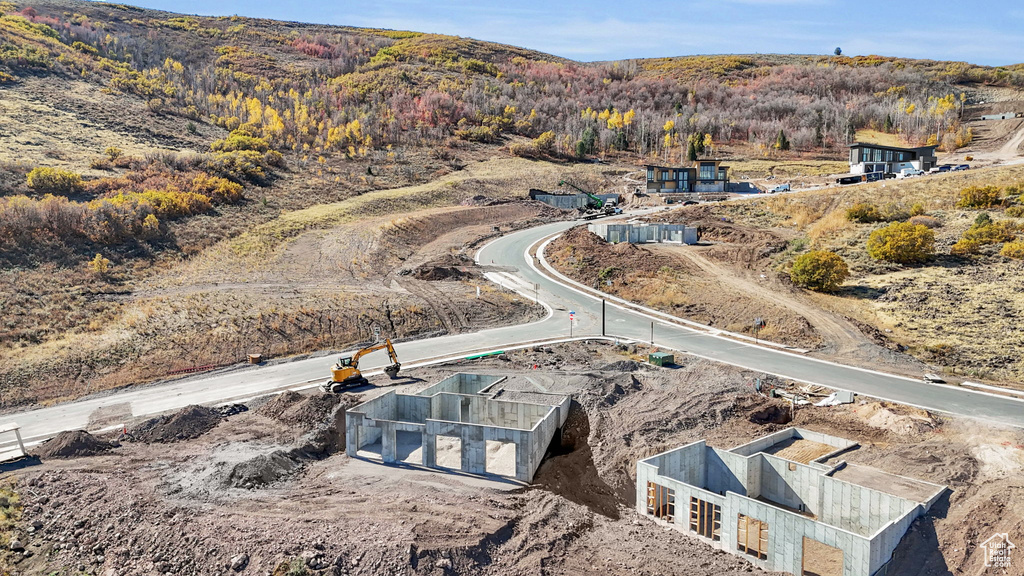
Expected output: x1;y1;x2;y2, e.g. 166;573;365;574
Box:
587;223;698;245
636;429;947;576
346;374;568;482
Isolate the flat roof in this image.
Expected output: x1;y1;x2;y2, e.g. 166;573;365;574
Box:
848;142;936;152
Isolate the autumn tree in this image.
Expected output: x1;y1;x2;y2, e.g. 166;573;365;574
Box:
866;222;935;264
790;250;850;292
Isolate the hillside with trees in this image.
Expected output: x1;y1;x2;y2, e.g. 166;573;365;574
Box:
1;0;1023;405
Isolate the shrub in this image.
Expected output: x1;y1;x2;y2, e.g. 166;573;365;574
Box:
909;203;925;217
89;157;113;171
533;131;556;155
188;172;244;203
87;253;110;276
950;238;982;255
26;167;83;195
790;250;850;292
211;128;270;153
1000;241;1024;259
105;146;123;161
206;150;267;183
1007;206;1024;218
960;214;1016;245
846;202;881;223
908;215;941;228
866;222;935;264
957;185;1002;209
878;203;910;222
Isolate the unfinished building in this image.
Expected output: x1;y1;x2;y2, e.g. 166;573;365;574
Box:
346;373;571;482
587;222;698;245
637;428;946;576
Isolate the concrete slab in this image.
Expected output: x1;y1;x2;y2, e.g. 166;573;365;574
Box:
829;463;944;502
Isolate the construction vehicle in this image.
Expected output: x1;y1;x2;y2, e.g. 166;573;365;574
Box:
558;180;621;216
322;338;400;393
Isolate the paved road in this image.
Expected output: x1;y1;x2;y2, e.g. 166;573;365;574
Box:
3;217;1023;450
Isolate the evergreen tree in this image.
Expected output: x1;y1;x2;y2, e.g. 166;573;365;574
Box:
884;114;894;132
774;129;790;151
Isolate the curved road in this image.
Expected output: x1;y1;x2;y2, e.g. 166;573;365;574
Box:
3;217;1023;452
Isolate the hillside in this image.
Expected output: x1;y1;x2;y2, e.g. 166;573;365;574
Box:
1;0;1024;407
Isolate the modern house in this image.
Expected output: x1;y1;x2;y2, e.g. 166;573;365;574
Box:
645;160;730;194
848;143;937;176
637;428;946;576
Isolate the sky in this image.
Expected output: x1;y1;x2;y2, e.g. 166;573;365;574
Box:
111;0;1024;66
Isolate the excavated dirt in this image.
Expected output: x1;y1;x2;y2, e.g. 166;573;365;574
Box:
548;225;821;347
34;430;113;459
4;341;1022;575
131;405;222;443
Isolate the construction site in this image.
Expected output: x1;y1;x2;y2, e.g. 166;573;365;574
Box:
0;340;1021;576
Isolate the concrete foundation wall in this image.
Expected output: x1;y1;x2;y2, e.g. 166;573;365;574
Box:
347;374;565;482
637;430;947;576
637;458;872;576
587;223;697;245
417;373;505;397
730;427;856;459
817;475;918;537
759;454;820;516
707;447;753;497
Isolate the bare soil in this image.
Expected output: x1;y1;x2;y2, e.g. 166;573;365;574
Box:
546;211;925;375
1;341;1018;575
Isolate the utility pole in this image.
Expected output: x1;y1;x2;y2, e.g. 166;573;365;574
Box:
650;322;654;348
602;299;606;336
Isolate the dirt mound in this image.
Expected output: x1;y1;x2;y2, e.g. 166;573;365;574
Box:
852;401;935;434
280;394;343;429
226;449;304;489
133;405;222;443
598;360;643;372
411;265;470;281
255;391;304;420
35;430;112;459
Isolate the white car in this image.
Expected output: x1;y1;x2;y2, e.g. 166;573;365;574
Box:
896;168;925;179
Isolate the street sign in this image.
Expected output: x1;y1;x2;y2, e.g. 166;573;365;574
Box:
373;325;381;341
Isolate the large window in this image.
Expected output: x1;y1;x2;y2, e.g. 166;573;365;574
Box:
699;163;716;181
689;497;721;541
647;167;654;181
872;148;883;162
646;482;675;522
737;514;769;560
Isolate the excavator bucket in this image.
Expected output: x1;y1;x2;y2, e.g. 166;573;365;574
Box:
384;363;401;379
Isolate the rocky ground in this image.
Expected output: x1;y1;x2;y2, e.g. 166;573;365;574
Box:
0;341;1019;575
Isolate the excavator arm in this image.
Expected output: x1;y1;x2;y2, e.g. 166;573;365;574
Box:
348;338;401;378
559;179;603;208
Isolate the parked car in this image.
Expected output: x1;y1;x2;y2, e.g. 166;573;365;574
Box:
864;172;885;182
769;183;791;193
896;168;925;179
952;164;970;171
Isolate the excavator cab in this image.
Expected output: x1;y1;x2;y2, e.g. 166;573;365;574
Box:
323;338;401;393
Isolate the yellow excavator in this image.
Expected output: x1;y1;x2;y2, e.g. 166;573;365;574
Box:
322;338;401;393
